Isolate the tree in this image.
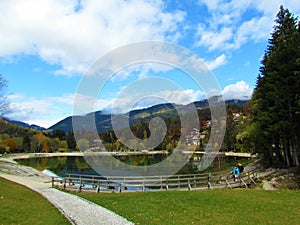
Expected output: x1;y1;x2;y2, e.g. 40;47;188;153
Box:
31;133;48;153
58;140;68;152
48;138;60;152
66;131;77;150
0;74;11;116
22;134;31;152
250;6;300;167
77;138;90;151
222;108;237;151
1;138;18;153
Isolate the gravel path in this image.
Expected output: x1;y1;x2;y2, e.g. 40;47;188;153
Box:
0;158;134;225
38;188;133;225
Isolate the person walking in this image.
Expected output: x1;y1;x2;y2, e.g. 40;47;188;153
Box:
232;166;240;182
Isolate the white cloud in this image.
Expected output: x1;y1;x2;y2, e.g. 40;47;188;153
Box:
7;81;252;127
195;0;300;52
0;0;185;76
110;63;173;82
7;93;75;128
206;54;227;70
157;89;204;105
196;26;233;51
236;16;273;46
221;80;253;100
110;88;205;113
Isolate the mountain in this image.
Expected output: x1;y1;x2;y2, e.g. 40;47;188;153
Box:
48;99;249;133
1;117;46;131
48;103;180;133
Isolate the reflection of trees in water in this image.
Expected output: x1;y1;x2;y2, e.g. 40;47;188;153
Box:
116;154;168;166
31;157;49;171
18;155;200;176
18;157;95;176
57;156;67;165
75;157;91;170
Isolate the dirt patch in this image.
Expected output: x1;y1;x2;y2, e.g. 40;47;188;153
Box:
244;159;300;190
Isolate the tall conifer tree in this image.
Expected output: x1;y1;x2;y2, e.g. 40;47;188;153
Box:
251;6;300;167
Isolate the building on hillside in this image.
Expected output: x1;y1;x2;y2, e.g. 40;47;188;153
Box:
185;128;206;146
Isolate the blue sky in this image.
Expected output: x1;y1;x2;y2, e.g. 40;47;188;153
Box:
0;0;299;128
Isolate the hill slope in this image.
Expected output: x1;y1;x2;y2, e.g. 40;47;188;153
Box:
1;117;45;131
48;99;248;133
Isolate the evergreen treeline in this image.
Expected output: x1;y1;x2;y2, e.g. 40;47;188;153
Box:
248;6;300;167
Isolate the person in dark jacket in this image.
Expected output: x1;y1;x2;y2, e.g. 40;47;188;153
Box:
238;163;244;173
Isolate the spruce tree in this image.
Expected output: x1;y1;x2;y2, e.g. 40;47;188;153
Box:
251;6;300;167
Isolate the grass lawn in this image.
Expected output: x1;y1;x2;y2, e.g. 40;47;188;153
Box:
78;189;300;225
0;177;70;225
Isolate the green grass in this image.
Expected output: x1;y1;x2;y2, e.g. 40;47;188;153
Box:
78;189;300;225
0;177;70;225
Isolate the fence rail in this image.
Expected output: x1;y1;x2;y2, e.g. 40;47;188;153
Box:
52;170;258;193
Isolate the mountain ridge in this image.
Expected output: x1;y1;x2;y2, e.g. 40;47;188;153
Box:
48;99;248;133
1;117;46;131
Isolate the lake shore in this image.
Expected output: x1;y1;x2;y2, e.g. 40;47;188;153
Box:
0;154;134;225
1;150;170;160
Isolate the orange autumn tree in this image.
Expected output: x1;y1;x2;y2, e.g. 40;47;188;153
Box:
31;132;49;153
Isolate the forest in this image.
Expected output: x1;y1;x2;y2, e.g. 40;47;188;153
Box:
0;119;76;154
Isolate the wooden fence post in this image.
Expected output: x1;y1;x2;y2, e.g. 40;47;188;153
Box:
142;178;145;192
207;174;212;189
188;178;192;191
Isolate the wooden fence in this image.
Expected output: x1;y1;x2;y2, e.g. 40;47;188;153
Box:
52;170;258;193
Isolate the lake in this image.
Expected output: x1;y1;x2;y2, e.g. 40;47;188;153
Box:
16;155;201;177
16;152;248;179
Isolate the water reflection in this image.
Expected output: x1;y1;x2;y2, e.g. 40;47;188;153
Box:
17;155;199;177
17;156;97;177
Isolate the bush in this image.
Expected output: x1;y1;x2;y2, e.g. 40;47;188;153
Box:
0;145;6;154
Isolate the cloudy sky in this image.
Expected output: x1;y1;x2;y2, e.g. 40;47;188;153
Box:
0;0;299;128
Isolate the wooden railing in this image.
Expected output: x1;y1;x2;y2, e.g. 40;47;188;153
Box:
52;170;258;193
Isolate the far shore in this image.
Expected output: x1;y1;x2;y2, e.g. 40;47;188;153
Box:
1;150;256;162
1;150;170;161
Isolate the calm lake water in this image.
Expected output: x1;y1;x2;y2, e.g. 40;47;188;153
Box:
16;155;200;177
16;152;246;178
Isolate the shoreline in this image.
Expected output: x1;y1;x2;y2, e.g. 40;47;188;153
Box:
0;153;134;225
2;150;256;162
3;150;169;161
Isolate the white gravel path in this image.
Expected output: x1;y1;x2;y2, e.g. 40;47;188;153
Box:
0;158;134;225
37;188;133;225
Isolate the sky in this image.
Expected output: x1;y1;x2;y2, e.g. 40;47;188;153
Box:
0;0;299;128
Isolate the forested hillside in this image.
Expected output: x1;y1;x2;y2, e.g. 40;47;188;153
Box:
0;118;76;154
1;101;249;154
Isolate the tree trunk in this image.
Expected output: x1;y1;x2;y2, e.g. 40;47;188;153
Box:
287;138;293;166
275;136;284;162
282;136;290;167
292;135;299;166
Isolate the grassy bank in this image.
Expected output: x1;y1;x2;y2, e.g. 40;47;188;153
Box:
78;189;300;225
0;177;70;225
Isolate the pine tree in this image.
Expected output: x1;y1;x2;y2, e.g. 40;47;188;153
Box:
250;6;300;167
